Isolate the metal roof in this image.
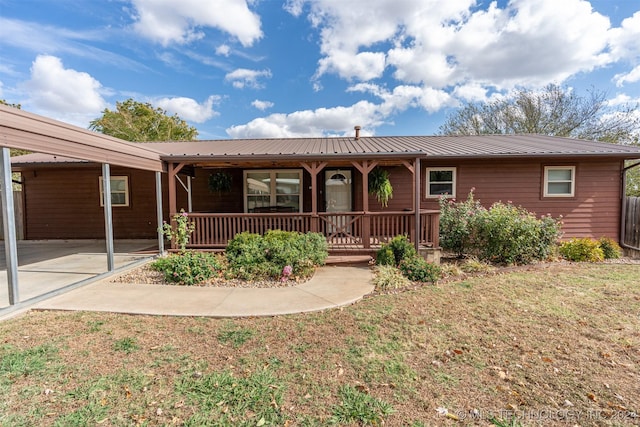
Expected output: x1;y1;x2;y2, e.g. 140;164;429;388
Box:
10;134;640;167
1;104;164;172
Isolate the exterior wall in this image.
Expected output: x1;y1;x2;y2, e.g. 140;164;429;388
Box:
18;158;624;241
183;167;313;213
22;165;164;239
420;158;624;240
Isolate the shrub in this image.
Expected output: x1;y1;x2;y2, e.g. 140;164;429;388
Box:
598;237;622;259
559;238;605;262
459;257;495;274
439;190;484;257
376;235;416;266
160;209;196;251
151;251;222;285
439;192;562;265
375;246;395;266
225;231;328;280
474;203;562;265
398;257;441;283
373;265;411;291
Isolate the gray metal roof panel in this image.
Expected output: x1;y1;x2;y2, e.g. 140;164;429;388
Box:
12;135;640;166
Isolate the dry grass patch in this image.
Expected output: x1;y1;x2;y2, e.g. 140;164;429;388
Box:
1;263;639;426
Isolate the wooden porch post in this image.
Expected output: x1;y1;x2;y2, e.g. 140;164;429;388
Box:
351;160;377;248
414;157;421;250
167;162;186;250
401;159;417;246
167;162;187;216
301;161;327;233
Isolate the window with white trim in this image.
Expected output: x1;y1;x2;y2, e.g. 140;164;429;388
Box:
544;166;575;197
99;176;130;207
244;169;302;212
426;167;456;198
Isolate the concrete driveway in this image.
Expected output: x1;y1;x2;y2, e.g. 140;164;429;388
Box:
0;240;157;310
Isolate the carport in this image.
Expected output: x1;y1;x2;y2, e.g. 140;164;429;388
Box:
0;104;166;315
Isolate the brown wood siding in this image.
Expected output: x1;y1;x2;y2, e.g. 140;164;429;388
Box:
22;166;163;239
182;167;312;214
421;159;623;240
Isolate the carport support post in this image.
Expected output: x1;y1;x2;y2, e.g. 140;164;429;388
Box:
0;147;19;304
102;163;115;271
155;171;165;254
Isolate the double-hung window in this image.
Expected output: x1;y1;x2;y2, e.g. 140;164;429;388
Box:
99;176;129;207
426;167;456;198
543;166;575;197
244;169;302;212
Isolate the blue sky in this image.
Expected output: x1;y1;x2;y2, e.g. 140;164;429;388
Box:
1;0;639;140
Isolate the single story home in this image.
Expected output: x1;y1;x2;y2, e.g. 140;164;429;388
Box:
11;129;640;254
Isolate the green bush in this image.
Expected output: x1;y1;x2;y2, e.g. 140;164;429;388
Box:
474;203;562;265
598;237;622;259
559;238;605;262
376;235;416;266
225;230;328;280
375;246;395;266
439;191;484;257
151;251;222;285
373;265;411;291
398;257;441;283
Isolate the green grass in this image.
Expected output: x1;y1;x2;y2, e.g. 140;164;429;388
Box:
330;385;394;425
217;322;255;348
112;336;139;353
175;369;286;426
0;264;639;425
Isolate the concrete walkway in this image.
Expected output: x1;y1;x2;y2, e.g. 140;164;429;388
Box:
33;265;374;317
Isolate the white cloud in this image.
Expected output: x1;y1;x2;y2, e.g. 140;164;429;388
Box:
130;0;262;47
284;0;306;17
608;11;640;61
225;68;272;89
0;17;148;72
228;83;454;138
216;44;231;56
614;65;640;87
23;55;107;125
251;99;274;110
292;0;616;90
227;101;382;138
156;95;220;123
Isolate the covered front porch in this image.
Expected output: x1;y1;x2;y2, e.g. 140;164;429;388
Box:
165;155;440;254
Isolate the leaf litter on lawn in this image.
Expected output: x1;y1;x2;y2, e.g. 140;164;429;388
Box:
0;263;638;426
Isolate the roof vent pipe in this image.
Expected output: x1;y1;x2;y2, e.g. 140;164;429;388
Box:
354;125;361;140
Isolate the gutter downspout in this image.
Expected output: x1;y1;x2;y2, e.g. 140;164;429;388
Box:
620;160;640;251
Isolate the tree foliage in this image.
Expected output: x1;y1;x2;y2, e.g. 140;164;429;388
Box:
89;98;198;142
439;84;639;145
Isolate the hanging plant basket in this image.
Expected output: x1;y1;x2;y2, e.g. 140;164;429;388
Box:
208;171;232;194
368;167;393;208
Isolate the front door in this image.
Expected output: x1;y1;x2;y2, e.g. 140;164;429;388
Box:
324;170;352;236
325;170;352;212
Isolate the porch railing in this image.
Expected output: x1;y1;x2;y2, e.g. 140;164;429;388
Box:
185;210;439;250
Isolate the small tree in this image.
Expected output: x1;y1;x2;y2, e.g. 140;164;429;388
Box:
89;98;198;142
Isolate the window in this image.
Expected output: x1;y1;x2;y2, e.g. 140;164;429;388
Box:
544;166;575;197
99;176;130;207
244;169;302;212
426;167;456;198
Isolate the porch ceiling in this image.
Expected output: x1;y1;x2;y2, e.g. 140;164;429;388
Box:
0;105;164;172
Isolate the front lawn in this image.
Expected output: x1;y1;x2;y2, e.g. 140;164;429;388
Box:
1;263;639;426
